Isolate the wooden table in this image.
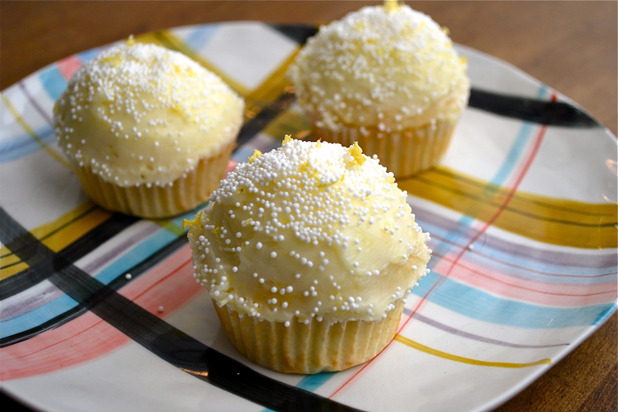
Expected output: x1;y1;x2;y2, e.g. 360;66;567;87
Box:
1;1;616;411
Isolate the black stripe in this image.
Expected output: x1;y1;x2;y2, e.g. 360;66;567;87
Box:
232;24;318;148
0;204;97;262
270;24;319;45
1;74;291;299
270;24;600;129
468;88;600;127
1;81;298;323
0;212;138;300
0;235;186;347
0;208;359;411
152;28;299;149
236;91;297;147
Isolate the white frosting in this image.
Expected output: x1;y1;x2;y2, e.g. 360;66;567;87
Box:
288;2;469;132
54;40;244;187
186;138;431;325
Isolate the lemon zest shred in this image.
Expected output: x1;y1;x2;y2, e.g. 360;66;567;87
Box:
182;211;201;230
282;134;294;145
384;0;401;13
348;142;366;166
249;149;262;164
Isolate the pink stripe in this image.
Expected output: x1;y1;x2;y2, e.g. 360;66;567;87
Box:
3;224;161;320
403;95;554;325
226;160;238;173
433;252;618;307
57;56;82;81
430;231;617;280
329;93;557;399
1;246;202;381
1;312;126;380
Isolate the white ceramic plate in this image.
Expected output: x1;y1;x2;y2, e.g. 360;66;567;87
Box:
1;22;616;412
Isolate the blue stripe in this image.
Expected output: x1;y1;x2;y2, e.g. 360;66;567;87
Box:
418;218;617;281
0;126;55;162
261;372;335;412
0;227;180;338
489;121;535;186
432;215;474;258
185;25;220;51
489;84;547;186
232;147;258;163
460;243;617;282
92;227;179;285
76;48;101;63
38;48;97;103
0;294;80;337
284;83;561;395
1;51;96;164
297;372;336;392
432;84;548;259
412;271;615;328
39;67;68;102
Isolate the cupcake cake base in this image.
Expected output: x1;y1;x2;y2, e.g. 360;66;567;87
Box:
214;300;404;374
312;120;456;178
74;141;234;219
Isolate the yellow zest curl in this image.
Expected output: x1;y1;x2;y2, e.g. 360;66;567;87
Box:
348;142;366;166
182;210;201;230
282;134;294;145
249;149;262;164
384;0;401;13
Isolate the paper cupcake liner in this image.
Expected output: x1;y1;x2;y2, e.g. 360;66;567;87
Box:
72;141;234;219
213;300;404;374
312;120;456;178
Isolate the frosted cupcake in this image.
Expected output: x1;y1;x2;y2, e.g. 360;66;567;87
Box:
185;136;431;373
288;1;469;177
53;38;244;218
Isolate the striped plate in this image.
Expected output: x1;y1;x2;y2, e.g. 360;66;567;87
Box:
1;22;616;412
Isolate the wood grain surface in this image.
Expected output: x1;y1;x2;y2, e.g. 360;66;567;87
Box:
1;1;616;411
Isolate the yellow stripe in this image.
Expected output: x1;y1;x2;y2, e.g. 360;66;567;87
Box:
152;219;185;237
34;202;111;252
245;47;300;105
3;31;262;280
0;202;96;260
398;166;618;249
0;255;28;279
394;334;552;368
1;93;71;169
0;202;111;280
242;48;300;126
0;201;189;280
135;30;303;129
261;107;311;140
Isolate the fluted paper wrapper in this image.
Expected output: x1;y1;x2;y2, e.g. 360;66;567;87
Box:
213;300;404;374
312;119;456;178
72;141;234;219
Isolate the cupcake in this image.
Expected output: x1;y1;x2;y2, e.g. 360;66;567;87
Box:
53;38;244;218
184;136;431;373
288;1;469;178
